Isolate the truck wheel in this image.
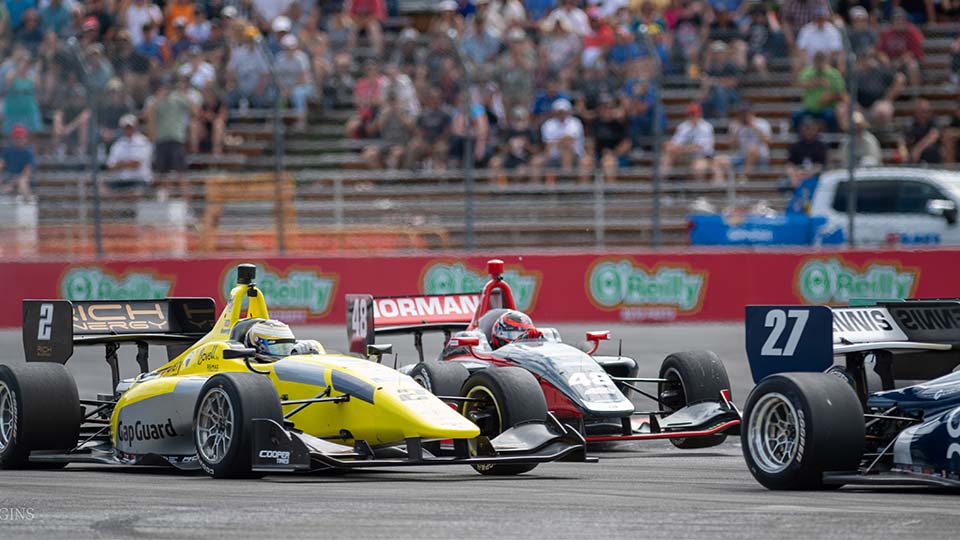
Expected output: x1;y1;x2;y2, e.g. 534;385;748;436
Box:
742;372;864;490
193;373;283;479
409;361;470;398
0;363;80;469
658;351;731;449
460;367;546;476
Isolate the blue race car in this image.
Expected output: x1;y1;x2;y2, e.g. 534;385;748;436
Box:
740;300;960;489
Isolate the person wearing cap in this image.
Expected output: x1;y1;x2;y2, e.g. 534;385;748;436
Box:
877;8;924;88
275;34;314;131
186;5;211;43
123;0;163;46
700;40;741;119
532;79;572;123
839;111;882;167
780;0;831;39
347;0;386;57
0;124;36;201
661;103;715;181
225;25;272;108
268;15;293;55
97;79;136;148
164;0;195;38
178;46;216;90
846;6;877;57
541;98;591;179
430;1;465;39
785;117;827;189
137;23;170;66
105;114;153;195
795;5;843;68
168;17;193;62
714;102;772;181
794;51;846;133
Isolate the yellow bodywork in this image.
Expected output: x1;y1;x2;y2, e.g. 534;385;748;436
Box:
111;282;479;449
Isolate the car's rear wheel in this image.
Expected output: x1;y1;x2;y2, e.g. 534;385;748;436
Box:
658;351;731;449
0;363;80;469
193;373;283;479
460;367;546;476
409;361;470;398
742;373;864;490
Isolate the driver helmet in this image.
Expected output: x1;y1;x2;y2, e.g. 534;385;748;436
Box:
245;320;297;358
490;310;535;349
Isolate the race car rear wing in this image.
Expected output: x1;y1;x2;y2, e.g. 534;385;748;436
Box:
345;293;481;360
745;301;960;399
23;298;216;389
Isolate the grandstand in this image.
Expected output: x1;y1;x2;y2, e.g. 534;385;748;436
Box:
7;2;960;255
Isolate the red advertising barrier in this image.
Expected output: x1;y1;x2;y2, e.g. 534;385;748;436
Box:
3;249;959;328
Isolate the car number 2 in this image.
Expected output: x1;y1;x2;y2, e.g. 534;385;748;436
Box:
37;303;54;341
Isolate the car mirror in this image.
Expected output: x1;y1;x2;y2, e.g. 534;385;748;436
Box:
926;199;958;225
366;344;393;358
449;336;480;348
223;348;257;359
585;331;611;355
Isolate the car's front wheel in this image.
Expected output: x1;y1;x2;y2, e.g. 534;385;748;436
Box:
658;351;731;449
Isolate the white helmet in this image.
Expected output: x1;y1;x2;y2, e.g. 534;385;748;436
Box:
245;320;296;358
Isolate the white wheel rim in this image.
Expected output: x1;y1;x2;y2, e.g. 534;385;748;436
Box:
196;388;235;464
0;381;15;452
748;392;800;474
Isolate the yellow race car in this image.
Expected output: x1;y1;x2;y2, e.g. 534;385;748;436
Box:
1;264;588;478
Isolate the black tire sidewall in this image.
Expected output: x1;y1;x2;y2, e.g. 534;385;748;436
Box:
0;363;80;469
658;351;730;449
409;361;470;398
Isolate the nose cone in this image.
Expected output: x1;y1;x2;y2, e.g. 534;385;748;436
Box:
379;389;481;440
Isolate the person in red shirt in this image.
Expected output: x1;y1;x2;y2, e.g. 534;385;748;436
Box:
877;8;924;87
346;0;386;58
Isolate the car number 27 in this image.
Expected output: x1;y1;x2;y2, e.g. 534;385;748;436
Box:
761;309;809;357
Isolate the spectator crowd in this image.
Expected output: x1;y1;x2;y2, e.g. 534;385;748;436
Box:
0;0;959;200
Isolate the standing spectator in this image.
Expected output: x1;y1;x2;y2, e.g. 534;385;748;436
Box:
591;94;631;181
700;41;741;120
660;103;715;181
742;3;785;77
540;98;591;179
225;25;271;108
714;102;772;180
785;117;827;190
496;29;536;114
839;111;882;167
854;54;905;127
877;8;924;89
110;29;153;105
346;0;386;58
105;114;153;196
794;6;843;69
847;6;877;57
39;0;70;38
0;124;36;201
275;34;313;131
3;54;42;134
121;0;163;46
145;78;195;198
906;99;942;164
794;51;845;132
541;0;590;37
780;0;831;40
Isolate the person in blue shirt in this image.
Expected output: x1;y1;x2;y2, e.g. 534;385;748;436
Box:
39;0;69;37
0;124;36;200
607;26;646;77
531;79;570;123
5;0;35;31
524;0;556;22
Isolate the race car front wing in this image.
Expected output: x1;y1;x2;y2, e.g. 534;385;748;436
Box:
251;412;595;473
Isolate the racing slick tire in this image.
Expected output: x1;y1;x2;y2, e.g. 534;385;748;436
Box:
409;361;471;399
0;363;80;469
193;373;283;479
742;373;864;490
460;367;547;476
658;351;731;449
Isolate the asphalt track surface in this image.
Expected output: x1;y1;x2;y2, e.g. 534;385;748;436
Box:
1;323;958;540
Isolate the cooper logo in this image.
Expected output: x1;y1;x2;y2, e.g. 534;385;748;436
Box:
73;302;169;333
258;450;290;465
116;419;177;445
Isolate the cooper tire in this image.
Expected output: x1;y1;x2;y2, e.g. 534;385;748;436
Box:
658;351;731;449
0;363;80;469
460;367;547;476
741;373;864;490
193;372;283;479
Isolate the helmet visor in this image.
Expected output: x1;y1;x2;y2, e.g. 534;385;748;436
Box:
258;338;297;357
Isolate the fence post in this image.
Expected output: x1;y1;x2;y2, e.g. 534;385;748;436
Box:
453;31;476;251
70;38;103;257
841;28;858;247
639;26;664;248
333;176;344;228
260;38;286;254
593;168;605;247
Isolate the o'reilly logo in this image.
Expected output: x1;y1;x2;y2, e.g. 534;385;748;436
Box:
588;259;706;311
222;265;337;315
116;419;177;445
61;267;172;301
796;258;917;304
422;262;539;311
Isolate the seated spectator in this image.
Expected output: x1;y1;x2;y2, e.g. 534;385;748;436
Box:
225;25;272;108
839;111;882;167
110;30;153;105
897;0;935;24
123;0;163;46
186;5;211;43
84;43;117;91
168;17;193;62
672;0;707;77
105;114;153;196
525;0;559;23
906;99;942;164
581;8;614;67
877;8;924;89
532;79;571;124
383;63;420;117
495;29;536;113
50;73;90;157
391;28;425;71
347;0;386;57
407;89;452;170
780;0;831;41
472;0;525;40
267;15;292;56
3;54;42;135
742;3;786;77
0;124;36;201
164;0;195;39
193;85;227;155
324;53;356;109
40;0;71;38
461;13;500;69
178;47;216;90
847;6;877;57
97;79;136;149
275;35;314;132
942;96;960;163
795;6;843;69
489;106;543;185
137;23;169;68
700;41;741;120
785;117;827;190
714;102;771;181
591;94;631;181
448;96;491;168
541;0;591;37
432;1;465;38
346;59;386;139
706;5;747;70
15;9;44;52
541;98;591;181
793;51;846;133
853;54;905;128
951;32;960;87
577;62;616;116
145;78;196;198
660;103;714;181
542;18;582;76
362;91;416;169
623;75;661;150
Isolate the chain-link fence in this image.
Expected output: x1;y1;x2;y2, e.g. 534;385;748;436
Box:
1;5;957;259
